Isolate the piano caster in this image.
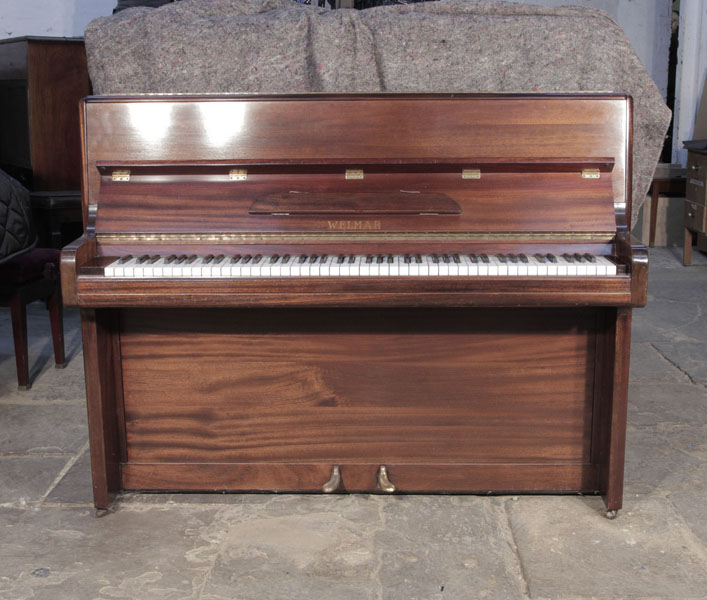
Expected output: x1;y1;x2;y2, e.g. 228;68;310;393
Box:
605;509;618;520
322;465;342;493
377;465;396;493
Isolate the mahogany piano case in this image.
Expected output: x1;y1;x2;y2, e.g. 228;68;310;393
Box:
62;94;647;516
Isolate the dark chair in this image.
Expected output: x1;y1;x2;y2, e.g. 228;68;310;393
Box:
0;248;65;390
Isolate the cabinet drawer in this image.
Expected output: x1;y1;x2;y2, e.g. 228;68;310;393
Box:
685;201;706;232
687;153;707;205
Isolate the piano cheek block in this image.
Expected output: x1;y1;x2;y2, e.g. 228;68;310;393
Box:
68;93;644;517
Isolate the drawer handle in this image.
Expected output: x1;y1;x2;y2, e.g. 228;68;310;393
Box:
322;465;341;493
688;211;695;218
691;164;700;171
377;465;396;493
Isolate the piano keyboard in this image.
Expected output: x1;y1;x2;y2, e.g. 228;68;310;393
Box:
104;253;618;278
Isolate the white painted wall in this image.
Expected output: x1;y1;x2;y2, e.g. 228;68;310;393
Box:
0;0;115;39
672;0;707;164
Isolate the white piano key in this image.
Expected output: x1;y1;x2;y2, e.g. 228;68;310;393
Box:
530;256;546;276
427;256;439;276
458;256;470;276
359;258;371;276
399;257;410;276
507;259;519;276
378;257;390;277
390;256;401;276
438;257;450;276
350;256;363;276
597;256;617;275
329;257;341;277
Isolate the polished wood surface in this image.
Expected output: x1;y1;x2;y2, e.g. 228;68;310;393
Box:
121;308;595;463
0;37;89;190
82;94;631;224
63;94;646;513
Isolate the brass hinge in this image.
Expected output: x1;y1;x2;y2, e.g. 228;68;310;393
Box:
111;169;131;182
581;169;601;179
462;169;481;179
229;169;248;181
345;169;364;180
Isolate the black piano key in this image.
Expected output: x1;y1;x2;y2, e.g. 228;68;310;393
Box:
214;255;225;264
231;254;242;264
320;254;328;262
574;253;584;262
404;255;411;264
376;255;384;264
165;255;177;264
432;254;440;263
562;253;574;263
309;255;318;264
480;254;490;263
203;255;215;264
496;254;507;263
186;255;198;264
299;255;307;264
366;255;373;264
453;254;461;263
508;254;518;263
415;254;422;263
253;255;263;264
137;254;150;263
348;255;356;263
269;255;279;263
118;255;133;264
387;255;394;263
534;253;547;263
546;253;557;263
149;255;160;264
242;255;253;264
176;255;188;264
442;254;450;264
282;254;291;264
468;254;478;263
583;253;596;262
519;254;529;263
337;255;346;264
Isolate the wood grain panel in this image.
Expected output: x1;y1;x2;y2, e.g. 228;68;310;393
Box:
94;172;616;234
120;308;597;469
74;275;632;308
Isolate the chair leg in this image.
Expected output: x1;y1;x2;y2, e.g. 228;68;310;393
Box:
47;281;66;368
9;292;31;390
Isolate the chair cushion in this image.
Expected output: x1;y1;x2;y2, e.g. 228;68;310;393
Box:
0;248;60;282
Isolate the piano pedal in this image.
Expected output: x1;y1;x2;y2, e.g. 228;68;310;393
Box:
377;465;396;493
322;465;342;493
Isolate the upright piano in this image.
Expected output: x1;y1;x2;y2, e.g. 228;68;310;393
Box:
62;94;647;517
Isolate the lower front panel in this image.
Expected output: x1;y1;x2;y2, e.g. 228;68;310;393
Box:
118;308;601;493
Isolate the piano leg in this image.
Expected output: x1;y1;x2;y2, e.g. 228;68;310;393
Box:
81;308;123;510
597;307;632;515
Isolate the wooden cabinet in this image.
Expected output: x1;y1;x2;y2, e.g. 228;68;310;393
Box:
683;149;707;265
0;37;89;191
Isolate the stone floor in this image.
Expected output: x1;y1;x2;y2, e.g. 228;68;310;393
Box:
1;247;707;600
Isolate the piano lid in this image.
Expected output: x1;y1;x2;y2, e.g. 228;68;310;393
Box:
82;94;631;238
